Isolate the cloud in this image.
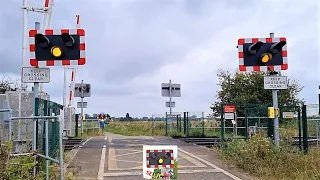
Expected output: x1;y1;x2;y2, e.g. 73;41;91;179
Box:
0;0;318;117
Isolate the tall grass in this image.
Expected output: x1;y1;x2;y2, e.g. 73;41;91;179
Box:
105;121;166;136
217;130;320;180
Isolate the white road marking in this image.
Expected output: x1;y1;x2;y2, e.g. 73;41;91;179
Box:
108;147;117;170
64;148;80;171
178;150;207;167
103;169;220;177
82;137;93;146
97;145;107;180
178;148;242;180
115;150;142;157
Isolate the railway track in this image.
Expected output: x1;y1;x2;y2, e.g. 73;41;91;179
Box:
178;137;319;148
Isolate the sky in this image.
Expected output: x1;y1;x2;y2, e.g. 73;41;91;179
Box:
1;0;319;118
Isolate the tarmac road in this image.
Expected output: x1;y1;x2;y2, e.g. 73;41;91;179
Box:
66;132;253;180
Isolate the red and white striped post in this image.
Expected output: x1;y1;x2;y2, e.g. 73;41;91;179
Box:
67;15;80;107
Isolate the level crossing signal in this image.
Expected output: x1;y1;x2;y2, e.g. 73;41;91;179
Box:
237;37;288;72
29;29;86;67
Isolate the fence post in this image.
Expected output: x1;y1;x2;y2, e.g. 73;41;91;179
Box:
297;106;302;151
8;110;12;141
35;98;39;146
165;112;168;136
244;108;248;139
43;100;48;155
34;98;39;175
316;120;319;147
186;112;189;137
302;105;308;153
75;114;79;137
220;105;224;140
183;112;186;136
151;117;154;136
180;115;182;133
176;115;179;132
45;118;49;180
59;116;64;180
202;112;205;137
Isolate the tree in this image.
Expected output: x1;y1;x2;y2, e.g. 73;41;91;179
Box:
126;113;132;121
211;69;304;118
0;75;19;93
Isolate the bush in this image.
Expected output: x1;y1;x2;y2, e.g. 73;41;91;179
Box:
217;131;320;180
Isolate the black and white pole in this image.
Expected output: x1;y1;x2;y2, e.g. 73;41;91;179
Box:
270;32;280;147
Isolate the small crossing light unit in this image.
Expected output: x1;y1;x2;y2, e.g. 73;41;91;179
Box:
29;29;86;67
146;149;174;168
237;37;288;72
268;107;275;118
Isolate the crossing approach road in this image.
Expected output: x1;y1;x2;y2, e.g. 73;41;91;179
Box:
66;132;254;180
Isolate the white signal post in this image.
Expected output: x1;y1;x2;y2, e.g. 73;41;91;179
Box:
22;1;54;178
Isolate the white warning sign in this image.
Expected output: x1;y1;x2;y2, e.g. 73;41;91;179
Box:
22;67;50;83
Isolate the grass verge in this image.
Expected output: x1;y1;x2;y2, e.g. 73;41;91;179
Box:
216;131;320;180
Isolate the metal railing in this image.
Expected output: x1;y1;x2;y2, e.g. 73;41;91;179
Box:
0;108;64;180
307;118;320;147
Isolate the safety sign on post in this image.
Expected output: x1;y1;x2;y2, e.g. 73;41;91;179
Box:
237;34;288;148
224;105;236;120
264;76;288;90
224;105;236;113
22;67;50;83
143;145;178;179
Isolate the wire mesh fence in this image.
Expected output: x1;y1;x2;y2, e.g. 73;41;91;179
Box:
82;118;100;136
152;112;205;137
306;104;319;148
0;112;10;144
186;112;204;137
36;98;63;158
151;114;167;136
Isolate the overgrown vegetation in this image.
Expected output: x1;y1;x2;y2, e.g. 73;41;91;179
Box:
217;123;320;180
210;69;304;117
0;139;77;179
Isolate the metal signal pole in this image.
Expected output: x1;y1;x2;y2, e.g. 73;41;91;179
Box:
270;32;280;147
